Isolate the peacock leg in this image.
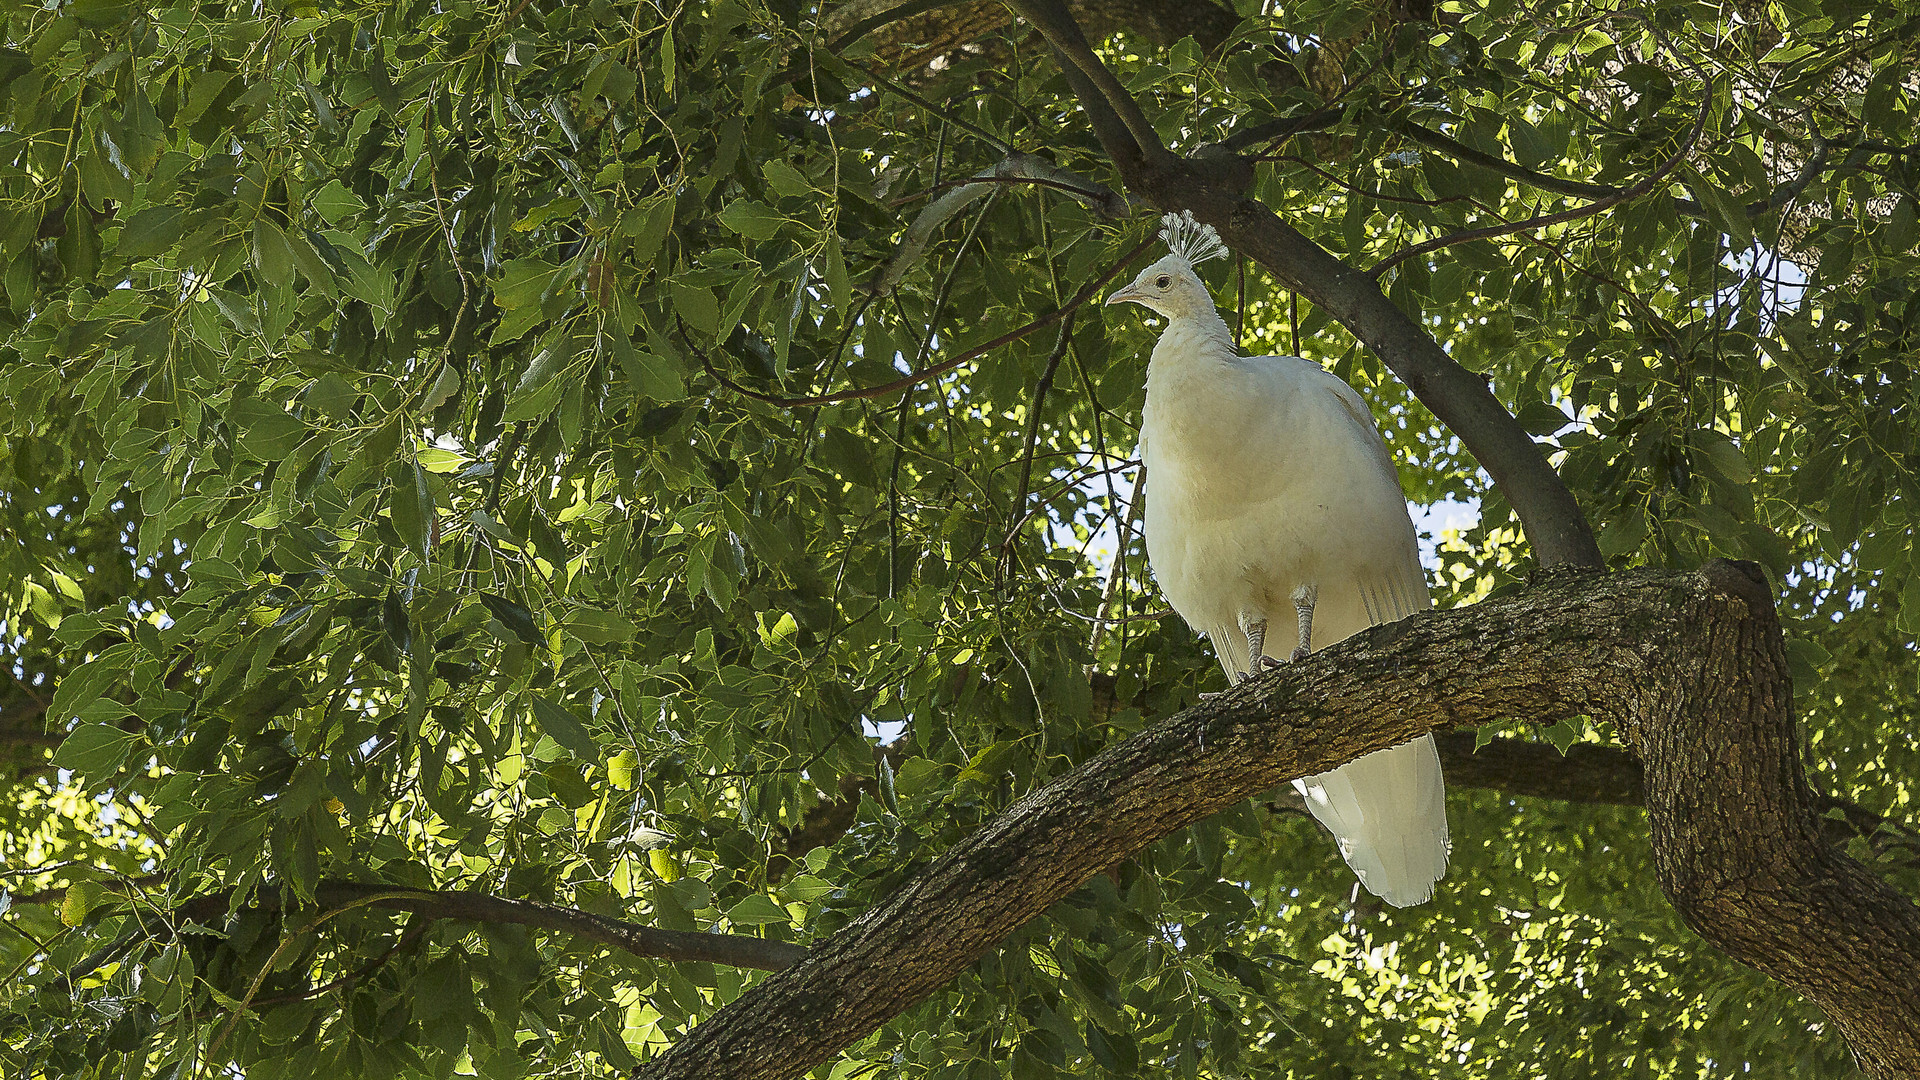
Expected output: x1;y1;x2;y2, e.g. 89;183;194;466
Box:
1290;583;1318;661
1238;614;1268;682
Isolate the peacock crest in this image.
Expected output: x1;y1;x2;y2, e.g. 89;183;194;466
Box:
1158;210;1228;268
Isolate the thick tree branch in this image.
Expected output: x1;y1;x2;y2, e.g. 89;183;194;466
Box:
630;563;1920;1079
1009;0;1170;167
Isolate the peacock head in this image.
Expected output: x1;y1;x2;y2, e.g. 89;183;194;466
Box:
1105;210;1228;321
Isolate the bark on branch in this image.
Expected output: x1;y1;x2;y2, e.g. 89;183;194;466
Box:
630;563;1920;1079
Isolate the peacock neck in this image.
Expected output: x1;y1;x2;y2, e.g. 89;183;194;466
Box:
1146;308;1238;383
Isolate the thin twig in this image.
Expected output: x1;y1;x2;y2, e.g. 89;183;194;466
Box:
1088;462;1151;658
1003;316;1074;554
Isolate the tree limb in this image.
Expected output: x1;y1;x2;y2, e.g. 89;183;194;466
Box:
1008;0;1169;167
630;563;1920;1079
40;881;810;973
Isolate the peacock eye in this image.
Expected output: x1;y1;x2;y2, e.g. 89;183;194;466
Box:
1155;275;1171;289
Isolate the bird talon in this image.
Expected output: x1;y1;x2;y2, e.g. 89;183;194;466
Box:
1289;646;1309;661
1257;655;1286;671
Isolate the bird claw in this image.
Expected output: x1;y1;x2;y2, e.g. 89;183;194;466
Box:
1289;646;1309;661
1257;655;1286;671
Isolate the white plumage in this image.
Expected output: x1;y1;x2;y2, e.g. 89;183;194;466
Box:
1107;212;1449;907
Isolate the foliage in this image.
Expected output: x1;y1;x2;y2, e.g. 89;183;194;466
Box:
0;0;1915;1076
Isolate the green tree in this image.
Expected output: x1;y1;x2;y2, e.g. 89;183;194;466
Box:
3;0;1919;1077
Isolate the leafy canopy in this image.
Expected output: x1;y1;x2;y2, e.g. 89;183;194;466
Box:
1;0;1916;1076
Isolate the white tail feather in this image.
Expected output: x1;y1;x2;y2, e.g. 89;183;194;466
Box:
1292;736;1450;907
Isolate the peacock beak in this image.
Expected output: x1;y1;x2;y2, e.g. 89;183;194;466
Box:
1105;285;1145;307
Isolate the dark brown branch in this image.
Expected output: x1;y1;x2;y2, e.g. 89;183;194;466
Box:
827;0;966;53
1398;122;1623;202
630;563;1920;1079
1216;107;1344;153
1009;0;1166;166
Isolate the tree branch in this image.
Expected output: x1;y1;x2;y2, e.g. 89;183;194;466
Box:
630;563;1920;1079
46;881;810;973
1008;0;1169;167
1216;107;1345;154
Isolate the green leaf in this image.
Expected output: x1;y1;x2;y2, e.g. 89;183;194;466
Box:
60;881;108;927
660;23;676;95
47;646;135;726
384;589;412;655
231;398;310;461
718;200;783;241
824;230;850;322
253;219;297;290
630;197;675;273
562;607;637;644
1085;1022;1138;1073
1696;431;1751;485
310;180;367;225
607;749;638;790
305;373;358;421
388;457;434;561
480;593;545;646
762;161;813;198
421;364;462;412
530;694;600;759
53;723;142;778
670;281;720;336
490;259;565;344
611;332;685;401
116;206;184;258
724;893;791;926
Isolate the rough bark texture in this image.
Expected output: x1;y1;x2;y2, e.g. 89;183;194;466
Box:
631;564;1920;1079
1430;730;1645;806
1634;562;1920;1078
